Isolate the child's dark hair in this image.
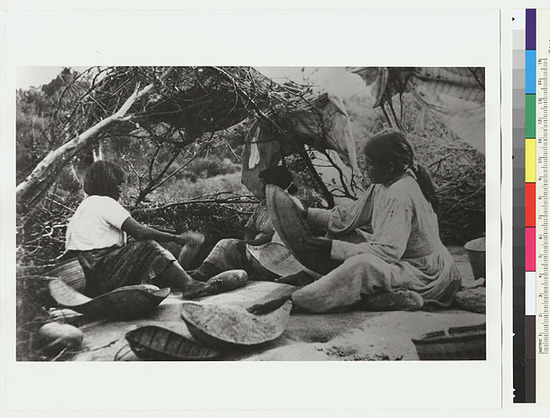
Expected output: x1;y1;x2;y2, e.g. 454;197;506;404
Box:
364;129;439;212
83;160;126;200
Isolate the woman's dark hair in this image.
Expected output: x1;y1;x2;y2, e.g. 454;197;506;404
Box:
364;129;439;212
83;160;126;199
259;165;298;195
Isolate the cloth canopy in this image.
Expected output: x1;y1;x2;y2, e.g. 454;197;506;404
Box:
350;67;486;154
241;93;359;198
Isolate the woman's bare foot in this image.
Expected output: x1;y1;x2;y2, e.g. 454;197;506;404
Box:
360;290;423;311
247;296;291;315
180;280;208;299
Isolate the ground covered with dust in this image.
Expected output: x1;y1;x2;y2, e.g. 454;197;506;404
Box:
66;247;486;362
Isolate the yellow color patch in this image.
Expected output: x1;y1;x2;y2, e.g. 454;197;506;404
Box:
526;138;536;182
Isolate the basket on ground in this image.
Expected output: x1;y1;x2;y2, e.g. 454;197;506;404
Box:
45;258;86;292
125;325;220;361
265;184;340;274
246;242;305;281
49;280;170;320
181;300;292;348
412;323;486;360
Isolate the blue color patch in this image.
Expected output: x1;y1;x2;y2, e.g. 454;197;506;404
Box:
525;50;536;94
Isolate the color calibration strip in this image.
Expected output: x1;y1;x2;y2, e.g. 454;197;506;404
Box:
525;7;537;402
514;8;550;403
535;9;550;404
513;9;529;403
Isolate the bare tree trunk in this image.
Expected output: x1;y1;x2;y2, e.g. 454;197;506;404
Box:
16;68;174;213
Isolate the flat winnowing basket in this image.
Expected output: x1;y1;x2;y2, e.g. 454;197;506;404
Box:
45;258;86;293
265;185;339;275
181;300;292;348
246;242;305;280
412;323;486;360
125;325;220;361
49;279;170;320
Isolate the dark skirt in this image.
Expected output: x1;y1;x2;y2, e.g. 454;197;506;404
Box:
77;240;176;297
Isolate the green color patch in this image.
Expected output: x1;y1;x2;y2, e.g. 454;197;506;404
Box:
526;94;536;139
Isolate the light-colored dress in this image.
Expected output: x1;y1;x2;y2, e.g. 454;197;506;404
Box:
292;170;461;313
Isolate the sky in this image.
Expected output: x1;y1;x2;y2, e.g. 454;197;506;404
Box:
16;66;371;100
16;66;87;89
255;66;369;99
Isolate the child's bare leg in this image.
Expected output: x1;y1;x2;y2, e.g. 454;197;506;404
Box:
155;262;207;298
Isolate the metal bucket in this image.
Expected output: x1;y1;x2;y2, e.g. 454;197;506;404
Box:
464;237;486;280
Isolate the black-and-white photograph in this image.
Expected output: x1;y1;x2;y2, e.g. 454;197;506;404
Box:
15;66;486;362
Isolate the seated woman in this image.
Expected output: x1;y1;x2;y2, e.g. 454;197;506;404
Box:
65;160;208;298
250;129;462;314
190;165;314;284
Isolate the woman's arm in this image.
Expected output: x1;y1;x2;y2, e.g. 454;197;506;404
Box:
306;185;375;234
330;196;412;263
121;217;204;246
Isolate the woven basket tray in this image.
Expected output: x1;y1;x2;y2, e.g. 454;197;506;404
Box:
246;242;305;280
265;185;339;274
125;325;220;361
45;258;86;292
412;323;486;360
49;279;170;320
181;300;292;348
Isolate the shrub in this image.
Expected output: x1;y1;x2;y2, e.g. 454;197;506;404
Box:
187;156;240;179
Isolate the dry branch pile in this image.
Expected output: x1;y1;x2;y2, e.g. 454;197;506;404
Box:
132;193;258;268
16;194;78;269
85;67;315;142
398;101;486;244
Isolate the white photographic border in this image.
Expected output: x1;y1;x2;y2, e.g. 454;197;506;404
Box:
1;6;502;415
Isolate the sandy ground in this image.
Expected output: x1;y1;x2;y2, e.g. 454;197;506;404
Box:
66;246;486;362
